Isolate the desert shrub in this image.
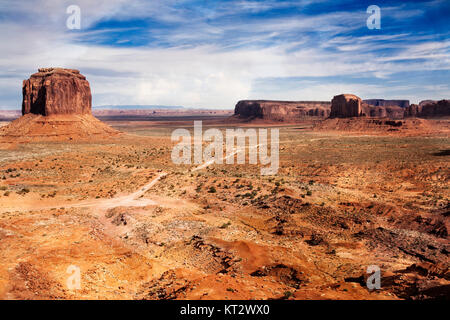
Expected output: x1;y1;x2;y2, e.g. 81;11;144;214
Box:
208;186;217;193
17;188;30;195
219;222;231;229
306;190;312;196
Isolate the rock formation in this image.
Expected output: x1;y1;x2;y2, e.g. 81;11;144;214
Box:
0;68;119;142
364;104;405;119
404;104;421;118
404;100;450;118
332;94;409;119
363;99;410;109
330;94;363;118
234;100;331;122
419;100;450;117
22;68;91;116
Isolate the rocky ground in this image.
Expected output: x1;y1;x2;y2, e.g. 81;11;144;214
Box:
0;120;448;300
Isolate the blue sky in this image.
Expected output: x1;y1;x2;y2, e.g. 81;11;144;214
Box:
0;0;448;109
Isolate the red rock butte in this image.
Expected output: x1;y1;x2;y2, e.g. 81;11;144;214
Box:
22;68;92;116
0;68;119;143
330;94;363;118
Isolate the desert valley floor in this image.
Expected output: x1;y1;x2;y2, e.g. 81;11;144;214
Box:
0;118;448;300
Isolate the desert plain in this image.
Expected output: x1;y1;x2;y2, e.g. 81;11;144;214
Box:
0;114;448;300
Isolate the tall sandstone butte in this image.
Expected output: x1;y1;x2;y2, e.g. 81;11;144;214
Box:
330;94;362;118
22;68;92;116
1;67;118;143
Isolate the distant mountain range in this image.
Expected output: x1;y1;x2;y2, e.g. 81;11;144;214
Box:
94;105;185;110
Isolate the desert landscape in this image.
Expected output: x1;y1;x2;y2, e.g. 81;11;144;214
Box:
0;68;448;301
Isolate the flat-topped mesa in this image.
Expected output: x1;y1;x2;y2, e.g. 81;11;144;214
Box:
363;99;410;109
234;100;331;121
330;94;363;118
22;68;91;116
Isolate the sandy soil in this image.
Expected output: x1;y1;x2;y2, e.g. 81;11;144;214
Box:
0;119;448;300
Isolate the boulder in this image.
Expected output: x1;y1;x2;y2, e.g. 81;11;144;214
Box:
330;94;362;118
22;68;92;116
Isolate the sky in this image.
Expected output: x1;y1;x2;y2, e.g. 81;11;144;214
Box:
0;0;449;109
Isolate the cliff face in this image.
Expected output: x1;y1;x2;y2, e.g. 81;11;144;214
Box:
22;68;92;116
364;104;405;119
363;99;410;109
234;100;331;121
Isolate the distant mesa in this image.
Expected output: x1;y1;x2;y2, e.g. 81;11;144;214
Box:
0;68;119;142
406;100;450;118
94;105;184;110
317;93;449;135
330;94;405;119
363;99;410;109
233;95;449;124
233;100;331;122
